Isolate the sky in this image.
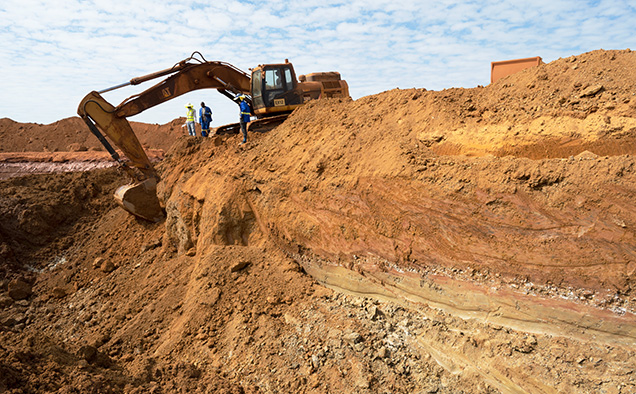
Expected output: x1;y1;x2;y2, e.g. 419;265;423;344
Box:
1;0;634;128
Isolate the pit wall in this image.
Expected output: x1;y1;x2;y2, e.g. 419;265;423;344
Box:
159;165;636;348
300;256;636;347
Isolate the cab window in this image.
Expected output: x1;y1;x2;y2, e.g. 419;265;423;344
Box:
265;69;283;90
285;68;294;91
252;70;262;97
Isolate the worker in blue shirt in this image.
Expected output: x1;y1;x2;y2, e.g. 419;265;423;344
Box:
199;102;213;137
237;95;251;144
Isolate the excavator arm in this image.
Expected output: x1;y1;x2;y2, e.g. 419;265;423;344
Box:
102;59;251;118
77;54;252;221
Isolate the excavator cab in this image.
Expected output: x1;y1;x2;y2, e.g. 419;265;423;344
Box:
251;61;319;117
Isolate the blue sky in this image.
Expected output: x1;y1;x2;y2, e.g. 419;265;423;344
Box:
0;0;634;128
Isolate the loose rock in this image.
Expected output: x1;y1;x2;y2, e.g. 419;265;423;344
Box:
8;279;32;301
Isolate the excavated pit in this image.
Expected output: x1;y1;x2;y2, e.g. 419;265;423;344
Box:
1;49;635;393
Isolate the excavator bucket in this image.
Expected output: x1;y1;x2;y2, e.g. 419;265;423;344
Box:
113;178;164;222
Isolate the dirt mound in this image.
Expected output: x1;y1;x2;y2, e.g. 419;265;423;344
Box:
183;48;635;296
0;115;179;179
0;117;186;153
1;49;636;393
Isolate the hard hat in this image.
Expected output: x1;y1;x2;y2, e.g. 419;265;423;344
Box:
237;95;245;101
186;103;193;108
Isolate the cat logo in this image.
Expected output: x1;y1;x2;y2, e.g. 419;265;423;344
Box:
162;88;171;98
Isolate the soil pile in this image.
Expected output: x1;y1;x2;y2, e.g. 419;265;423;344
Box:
0;117;186;153
0;117;182;179
0;49;635;393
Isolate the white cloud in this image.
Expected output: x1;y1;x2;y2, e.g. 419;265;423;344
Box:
0;0;634;129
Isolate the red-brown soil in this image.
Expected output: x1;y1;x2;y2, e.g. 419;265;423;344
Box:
0;117;186;153
0;49;635;393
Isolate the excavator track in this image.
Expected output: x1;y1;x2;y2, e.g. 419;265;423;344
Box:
213;114;290;135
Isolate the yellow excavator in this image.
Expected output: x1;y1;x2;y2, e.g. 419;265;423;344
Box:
77;52;349;222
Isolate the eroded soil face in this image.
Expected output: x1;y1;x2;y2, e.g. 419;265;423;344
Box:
1;49;635;393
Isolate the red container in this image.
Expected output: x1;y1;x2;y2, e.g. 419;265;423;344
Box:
491;56;543;83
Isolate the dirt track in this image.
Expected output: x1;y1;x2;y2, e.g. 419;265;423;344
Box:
1;49;635;393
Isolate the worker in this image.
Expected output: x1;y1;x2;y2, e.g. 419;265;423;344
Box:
237;95;251;144
199;102;213;137
185;103;196;136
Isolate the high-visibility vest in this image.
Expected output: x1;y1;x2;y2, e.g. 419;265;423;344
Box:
186;108;195;122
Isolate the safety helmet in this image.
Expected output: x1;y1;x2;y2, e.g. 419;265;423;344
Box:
238;95;245;101
186;103;193;108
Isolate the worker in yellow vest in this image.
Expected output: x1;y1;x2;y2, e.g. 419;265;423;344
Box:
185;103;196;136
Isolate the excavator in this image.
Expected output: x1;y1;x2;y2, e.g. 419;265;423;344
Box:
77;52;349;222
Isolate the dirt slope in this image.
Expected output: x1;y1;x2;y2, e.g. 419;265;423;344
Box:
1;49;635;393
0;117;181;179
0;117;186;153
